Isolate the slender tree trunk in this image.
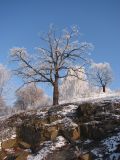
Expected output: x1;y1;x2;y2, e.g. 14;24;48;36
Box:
103;85;106;92
53;74;59;105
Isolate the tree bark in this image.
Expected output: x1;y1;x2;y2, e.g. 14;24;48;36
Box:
53;72;59;105
103;85;106;92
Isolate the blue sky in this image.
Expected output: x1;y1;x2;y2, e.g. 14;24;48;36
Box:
0;0;120;104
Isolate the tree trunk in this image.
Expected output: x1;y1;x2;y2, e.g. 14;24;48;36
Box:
103;85;106;92
53;79;59;105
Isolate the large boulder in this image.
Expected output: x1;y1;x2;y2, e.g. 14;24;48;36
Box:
0;138;31;160
2;139;17;150
80;121;104;140
16;116;80;153
45;117;80;141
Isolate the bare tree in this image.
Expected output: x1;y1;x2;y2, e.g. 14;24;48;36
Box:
10;26;93;105
14;83;44;110
89;62;113;92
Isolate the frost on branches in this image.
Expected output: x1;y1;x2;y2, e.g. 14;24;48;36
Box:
0;64;10;96
59;65;113;103
89;62;113;93
10;26;93;105
0;64;10;115
14;83;50;110
60;67;90;101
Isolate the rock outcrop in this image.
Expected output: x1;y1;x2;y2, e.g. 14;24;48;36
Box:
0;96;120;159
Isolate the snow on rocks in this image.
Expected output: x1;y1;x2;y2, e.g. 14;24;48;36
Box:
27;136;66;160
1;96;120;159
36;111;48;118
84;121;101;125
84;139;93;144
11;134;16;139
58;104;78;116
102;132;120;153
110;153;120;160
46;117;78;128
44;117;80;141
91;132;120;159
111;114;120;120
48;104;78;118
91;148;103;159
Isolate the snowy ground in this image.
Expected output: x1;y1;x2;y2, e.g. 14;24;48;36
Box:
91;131;120;160
27;136;67;160
60;92;120;104
0;93;120;160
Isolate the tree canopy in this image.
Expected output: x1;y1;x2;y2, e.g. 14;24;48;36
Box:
10;26;93;105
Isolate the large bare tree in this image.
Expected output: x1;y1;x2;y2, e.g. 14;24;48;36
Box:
10;26;93;105
89;62;113;92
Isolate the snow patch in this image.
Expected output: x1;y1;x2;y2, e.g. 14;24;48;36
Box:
84;121;101;125
27;136;66;160
91;148;103;158
102;132;120;152
84;139;93;144
110;153;120;160
36;111;47;118
45;117;78;128
57;104;78;116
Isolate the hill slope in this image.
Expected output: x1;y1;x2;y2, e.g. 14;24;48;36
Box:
0;96;120;160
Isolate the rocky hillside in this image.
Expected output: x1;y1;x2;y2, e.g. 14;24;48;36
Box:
0;96;120;160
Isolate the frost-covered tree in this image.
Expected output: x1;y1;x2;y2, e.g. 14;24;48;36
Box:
89;62;113;92
0;64;10;115
14;83;45;110
60;67;89;101
0;64;10;96
0;96;7;116
10;26;93;105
